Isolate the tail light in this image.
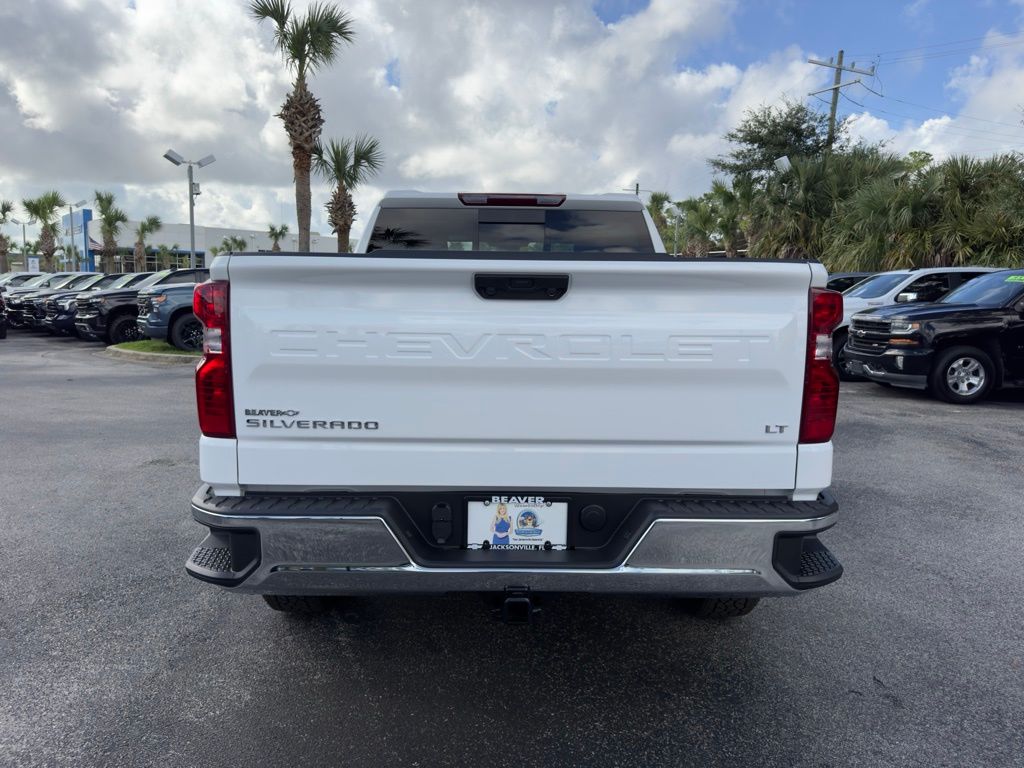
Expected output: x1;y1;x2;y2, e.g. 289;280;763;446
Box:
194;281;234;438
800;288;843;444
458;193;565;207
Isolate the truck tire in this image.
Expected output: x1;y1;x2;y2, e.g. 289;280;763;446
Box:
170;313;204;351
929;346;995;404
262;594;333;614
683;597;760;619
107;314;140;345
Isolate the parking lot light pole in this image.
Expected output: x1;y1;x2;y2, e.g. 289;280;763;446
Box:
66;200;87;270
163;150;216;269
11;217;36;263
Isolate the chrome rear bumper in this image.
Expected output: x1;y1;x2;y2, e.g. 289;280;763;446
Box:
186;486;842;597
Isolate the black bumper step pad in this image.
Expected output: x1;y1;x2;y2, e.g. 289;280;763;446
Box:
773;533;843;590
186;529;260;586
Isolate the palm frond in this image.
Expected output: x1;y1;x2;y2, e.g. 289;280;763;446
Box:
21;191;67;226
303;3;355;75
250;0;291;44
278;2;355;80
348;135;384;185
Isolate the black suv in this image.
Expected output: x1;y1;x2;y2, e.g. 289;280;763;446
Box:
76;268;209;344
24;272;123;330
43;273;152;335
844;269;1024;404
4;273;96;329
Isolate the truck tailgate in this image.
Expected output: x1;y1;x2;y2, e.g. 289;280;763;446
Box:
227;255;815;492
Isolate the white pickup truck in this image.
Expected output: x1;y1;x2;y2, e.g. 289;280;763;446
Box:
186;191;844;621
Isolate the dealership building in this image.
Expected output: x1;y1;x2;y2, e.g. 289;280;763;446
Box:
20;209;337;272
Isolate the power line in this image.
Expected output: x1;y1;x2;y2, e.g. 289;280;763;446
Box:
848;34;994;57
849;32;1023;60
884;38;1024;63
839;92;1024;146
858;87;1024;130
852;86;1024;139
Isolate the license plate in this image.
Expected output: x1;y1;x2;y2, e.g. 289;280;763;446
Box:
466;498;568;551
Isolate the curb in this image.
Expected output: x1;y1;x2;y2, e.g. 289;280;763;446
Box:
102;346;200;366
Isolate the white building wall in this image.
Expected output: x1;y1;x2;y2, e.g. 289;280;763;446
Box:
87;220;337;261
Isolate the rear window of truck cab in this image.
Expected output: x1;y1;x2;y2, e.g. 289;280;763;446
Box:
367;208;654;253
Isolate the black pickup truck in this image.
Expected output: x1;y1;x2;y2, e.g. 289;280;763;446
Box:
844;269;1024;403
76;268;209;344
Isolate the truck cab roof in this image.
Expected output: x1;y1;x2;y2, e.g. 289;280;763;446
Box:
378;190;645;211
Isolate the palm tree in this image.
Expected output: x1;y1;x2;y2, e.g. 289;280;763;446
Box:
313;136;383;252
0;200;14;273
709;180;746;257
94;191;129;274
645;191;673;248
133;216;162;271
267;223;289;251
677;198;717;257
826;153;1024;271
250;0;355;252
218;235;249;253
22;191;66;271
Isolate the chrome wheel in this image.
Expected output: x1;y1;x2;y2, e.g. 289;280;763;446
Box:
945;357;985;396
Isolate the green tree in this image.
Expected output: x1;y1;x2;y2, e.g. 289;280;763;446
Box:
0;199;14;273
828;154;1024;271
710;99;844;178
94;190;129;274
709;180;748;257
133;216;162;272
644;191;673;248
250;0;355;252
750;147;906;261
22;192;67;271
267;222;290;251
677;197;718;257
314;135;384;252
904;150;934;173
221;235;249;253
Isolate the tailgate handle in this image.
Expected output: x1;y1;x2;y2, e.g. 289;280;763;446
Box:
475;273;569;300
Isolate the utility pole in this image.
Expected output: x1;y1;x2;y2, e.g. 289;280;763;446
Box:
807;50;875;149
825;50;843;148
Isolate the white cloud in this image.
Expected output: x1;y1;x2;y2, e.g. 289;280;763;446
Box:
844;29;1024;161
8;0;1023;246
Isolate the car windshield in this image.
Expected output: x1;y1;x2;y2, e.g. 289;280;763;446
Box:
133;270;173;289
75;274;110;290
4;274;40;287
844;273;910;299
940;271;1024;307
21;274;54;288
50;275;85;289
108;274;142;289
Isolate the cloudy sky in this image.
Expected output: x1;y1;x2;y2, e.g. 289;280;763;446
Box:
3;0;1024;243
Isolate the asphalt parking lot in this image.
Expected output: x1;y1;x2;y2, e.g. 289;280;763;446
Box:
2;332;1022;768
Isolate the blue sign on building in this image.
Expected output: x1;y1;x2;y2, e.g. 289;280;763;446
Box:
61;208;95;271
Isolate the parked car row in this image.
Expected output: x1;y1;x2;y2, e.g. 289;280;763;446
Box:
838;268;1024;404
0;268;209;350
